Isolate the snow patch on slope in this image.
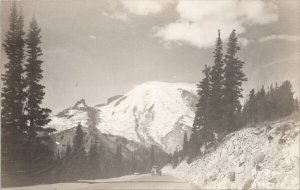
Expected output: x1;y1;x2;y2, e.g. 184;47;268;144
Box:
48;99;92;132
48;110;89;132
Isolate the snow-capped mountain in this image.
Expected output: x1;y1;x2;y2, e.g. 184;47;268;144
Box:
48;81;198;153
96;81;198;153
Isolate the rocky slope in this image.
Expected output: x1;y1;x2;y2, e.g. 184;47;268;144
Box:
163;114;300;189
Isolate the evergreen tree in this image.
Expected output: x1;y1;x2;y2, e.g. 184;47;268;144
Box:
193;65;211;129
268;83;277;119
242;80;297;125
172;151;179;168
187;126;200;162
68;123;86;180
72;123;85;155
294;98;299;112
244;89;257;123
115;144;123;176
277;80;294;116
131;152;136;174
223;29;247;131
1;3;26;178
259;85;266;97
87;139;102;179
65;143;72;158
24;17;53;136
189;65;211;160
257;85;267;121
207;30;224;133
270;84;275;94
182;131;188;157
167;153;173;165
150;145;155;167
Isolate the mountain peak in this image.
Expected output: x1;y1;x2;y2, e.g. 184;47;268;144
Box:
97;81;198;152
73;99;88;109
132;81;196;91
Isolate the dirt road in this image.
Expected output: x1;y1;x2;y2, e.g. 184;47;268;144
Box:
4;174;196;190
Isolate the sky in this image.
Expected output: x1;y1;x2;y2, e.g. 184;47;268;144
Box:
1;0;299;114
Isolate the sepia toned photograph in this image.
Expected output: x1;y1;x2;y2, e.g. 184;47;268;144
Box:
1;0;299;189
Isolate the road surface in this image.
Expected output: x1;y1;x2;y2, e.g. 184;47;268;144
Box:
4;174;196;190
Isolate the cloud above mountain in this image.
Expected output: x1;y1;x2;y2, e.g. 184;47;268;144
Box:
103;0;280;49
258;34;300;43
155;0;278;49
121;0;171;16
102;0;171;19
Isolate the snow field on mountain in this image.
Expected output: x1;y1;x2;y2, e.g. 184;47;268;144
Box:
97;81;197;149
163;114;300;189
48;109;89;132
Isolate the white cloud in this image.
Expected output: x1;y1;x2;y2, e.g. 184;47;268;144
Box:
258;35;300;42
89;35;96;39
102;11;128;21
121;0;170;16
155;0;278;49
103;0;170;20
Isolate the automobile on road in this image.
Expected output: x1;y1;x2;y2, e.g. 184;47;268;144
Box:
151;165;161;176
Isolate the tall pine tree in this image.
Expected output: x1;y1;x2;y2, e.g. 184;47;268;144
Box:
223;29;247;131
24;17;53;136
86;138;102;179
294;98;299;112
65;143;72;158
257;85;267;121
189;65;211;159
131;151;136;174
150;145;155;167
115;144;123;176
277;80;294;116
182;131;188;157
69;123;86;180
244;89;257;123
1;3;26;178
207;30;224;133
172;150;179;168
193;65;211;131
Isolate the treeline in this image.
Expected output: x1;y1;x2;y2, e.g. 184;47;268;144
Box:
56;124;161;181
243;81;298;123
1;3;56;186
170;30;298;166
57;124;106;180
